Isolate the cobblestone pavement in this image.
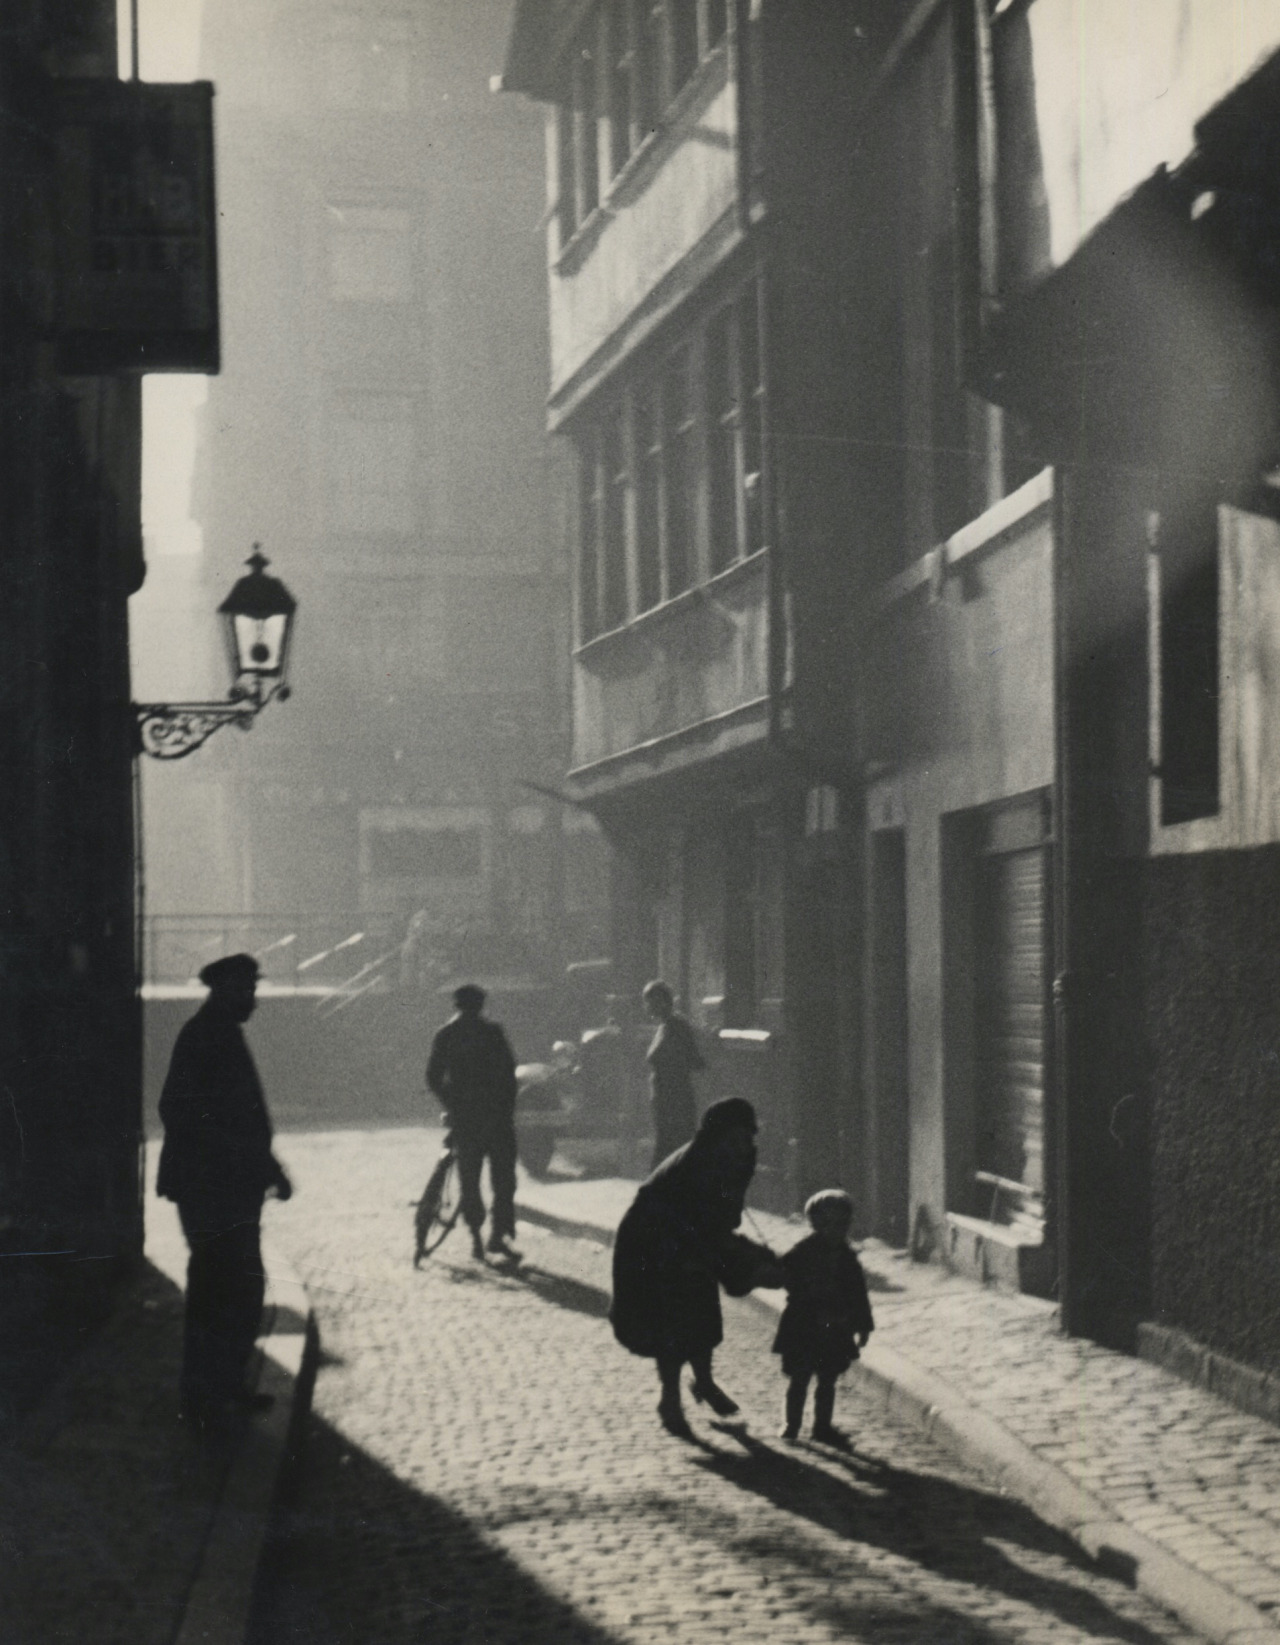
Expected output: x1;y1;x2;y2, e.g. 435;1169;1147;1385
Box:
518;1177;1280;1620
250;1129;1202;1645
860;1259;1280;1615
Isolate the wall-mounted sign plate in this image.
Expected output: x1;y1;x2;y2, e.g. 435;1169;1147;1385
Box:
55;79;219;374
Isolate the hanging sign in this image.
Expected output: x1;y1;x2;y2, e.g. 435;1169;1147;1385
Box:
54;79;219;374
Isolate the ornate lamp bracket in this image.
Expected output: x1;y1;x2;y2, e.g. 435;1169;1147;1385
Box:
133;698;259;761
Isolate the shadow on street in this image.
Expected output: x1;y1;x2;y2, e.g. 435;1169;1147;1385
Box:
684;1431;1171;1645
249;1415;624;1645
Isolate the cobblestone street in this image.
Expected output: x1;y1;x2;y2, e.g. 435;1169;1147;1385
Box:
250;1129;1204;1645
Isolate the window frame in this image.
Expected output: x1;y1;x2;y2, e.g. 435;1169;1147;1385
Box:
552;0;735;255
573;274;767;647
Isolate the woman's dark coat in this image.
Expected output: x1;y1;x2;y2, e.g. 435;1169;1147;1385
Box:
610;1130;769;1361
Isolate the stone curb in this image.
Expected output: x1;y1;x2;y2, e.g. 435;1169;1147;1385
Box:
514;1192;1280;1645
169;1239;317;1645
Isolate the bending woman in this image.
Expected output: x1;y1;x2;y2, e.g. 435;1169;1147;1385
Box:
610;1097;781;1437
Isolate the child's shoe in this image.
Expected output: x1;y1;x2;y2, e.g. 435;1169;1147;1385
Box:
778;1422;800;1442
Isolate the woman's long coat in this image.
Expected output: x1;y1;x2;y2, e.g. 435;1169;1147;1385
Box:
609;1132;768;1362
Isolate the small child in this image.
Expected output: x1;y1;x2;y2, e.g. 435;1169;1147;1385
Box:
773;1188;874;1445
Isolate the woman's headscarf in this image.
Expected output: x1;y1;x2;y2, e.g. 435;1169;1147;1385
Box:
697;1097;757;1138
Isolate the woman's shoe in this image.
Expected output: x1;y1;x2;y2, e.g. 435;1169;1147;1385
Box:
657;1397;694;1439
690;1379;739;1418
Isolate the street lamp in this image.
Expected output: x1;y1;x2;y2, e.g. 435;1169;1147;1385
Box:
134;546;298;760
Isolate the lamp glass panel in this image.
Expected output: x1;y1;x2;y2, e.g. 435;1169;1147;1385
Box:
231;611;288;676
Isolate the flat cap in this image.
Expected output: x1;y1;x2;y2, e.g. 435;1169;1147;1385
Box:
198;952;260;989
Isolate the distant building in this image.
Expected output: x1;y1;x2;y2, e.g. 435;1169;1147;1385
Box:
142;0;606;1034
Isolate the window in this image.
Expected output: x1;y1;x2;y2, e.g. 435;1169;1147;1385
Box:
554;0;731;249
331;394;417;534
664;345;697;597
671;0;698;92
556;17;601;244
635;383;663;611
556;85;579;242
601;405;629;630
923;230;972;543
578;432;602;640
706;306;737;574
606;0;634;177
574;277;766;641
706;292;766;573
738;283;764;555
638;2;665;136
328;207;411;302
571;27;599;226
1158;499;1220;824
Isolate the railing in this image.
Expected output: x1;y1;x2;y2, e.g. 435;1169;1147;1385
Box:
141;914;400;990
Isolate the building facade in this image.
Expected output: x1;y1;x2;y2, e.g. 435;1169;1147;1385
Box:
855;0;1280;1381
512;0;1280;1394
0;1;151;1373
503;0;910;1204
138;0;604;1063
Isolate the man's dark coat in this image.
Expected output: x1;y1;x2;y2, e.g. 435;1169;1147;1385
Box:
425;1012;518;1127
157;1001;280;1231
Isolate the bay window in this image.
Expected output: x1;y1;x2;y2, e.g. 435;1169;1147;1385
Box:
575;277;767;643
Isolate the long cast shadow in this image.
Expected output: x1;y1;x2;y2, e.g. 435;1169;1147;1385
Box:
424;1250;614;1323
249;1413;626;1645
258;1415;1038;1645
508;1262;612;1320
685;1430;1173;1645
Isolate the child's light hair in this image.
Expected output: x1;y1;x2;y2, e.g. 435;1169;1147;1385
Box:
804;1188;853;1226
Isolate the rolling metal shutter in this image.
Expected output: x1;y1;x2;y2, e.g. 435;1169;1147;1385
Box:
976;845;1047;1228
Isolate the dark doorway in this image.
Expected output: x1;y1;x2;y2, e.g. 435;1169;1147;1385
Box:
868;830;909;1245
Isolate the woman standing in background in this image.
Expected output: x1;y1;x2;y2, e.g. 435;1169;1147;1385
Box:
643;979;705;1169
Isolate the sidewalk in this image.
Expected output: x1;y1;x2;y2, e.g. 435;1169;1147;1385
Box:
0;1193;313;1645
514;1173;1280;1645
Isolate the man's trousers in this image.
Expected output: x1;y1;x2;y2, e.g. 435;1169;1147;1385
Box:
453;1112;517;1241
177;1206;265;1417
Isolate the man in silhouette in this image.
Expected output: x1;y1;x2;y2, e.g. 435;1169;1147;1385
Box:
426;983;520;1261
157;952;293;1432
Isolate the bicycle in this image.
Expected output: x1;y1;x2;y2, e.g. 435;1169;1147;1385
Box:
413;1145;462;1266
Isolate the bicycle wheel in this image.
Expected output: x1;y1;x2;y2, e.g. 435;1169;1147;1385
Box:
413;1150;461;1265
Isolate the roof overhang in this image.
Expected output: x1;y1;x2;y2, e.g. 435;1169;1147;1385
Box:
500;0;591;102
